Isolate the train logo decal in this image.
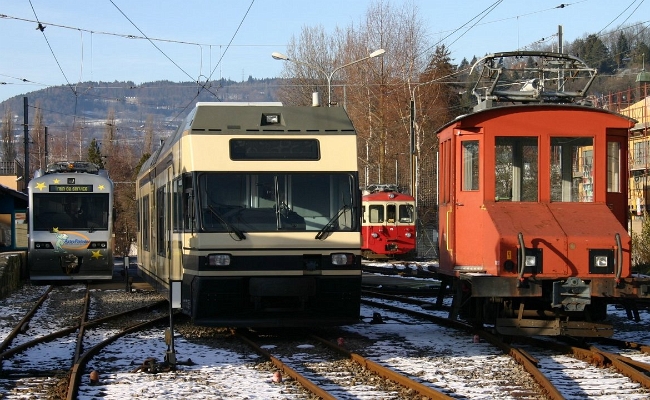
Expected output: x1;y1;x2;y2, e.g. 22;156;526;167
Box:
90;250;104;259
51;228;91;252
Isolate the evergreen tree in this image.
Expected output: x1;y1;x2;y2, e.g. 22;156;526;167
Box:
614;32;630;69
577;34;616;74
87;138;104;169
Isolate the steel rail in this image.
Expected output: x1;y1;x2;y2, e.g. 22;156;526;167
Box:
310;334;454;400
66;313;170;400
234;331;336;400
0;285;52;354
362;297;566;399
0;300;167;360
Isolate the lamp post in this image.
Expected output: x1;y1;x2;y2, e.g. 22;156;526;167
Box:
272;48;385;106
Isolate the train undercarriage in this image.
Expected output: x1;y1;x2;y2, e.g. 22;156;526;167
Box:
443;274;650;337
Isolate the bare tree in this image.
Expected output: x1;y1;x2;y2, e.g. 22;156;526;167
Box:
1;107;16;162
277;0;430;190
30;102;46;172
103;109;117;165
144;114;154;155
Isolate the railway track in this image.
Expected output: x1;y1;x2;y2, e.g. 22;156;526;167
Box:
236;328;453;399
0;283;168;399
361;290;650;399
0;274;647;398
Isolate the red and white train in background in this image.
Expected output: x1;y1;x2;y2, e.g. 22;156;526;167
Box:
361;184;416;259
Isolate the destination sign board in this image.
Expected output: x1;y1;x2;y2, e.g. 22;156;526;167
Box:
49;185;94;192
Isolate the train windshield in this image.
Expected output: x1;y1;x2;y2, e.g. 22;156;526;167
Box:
32;193;111;231
198;172;357;232
550;137;594;202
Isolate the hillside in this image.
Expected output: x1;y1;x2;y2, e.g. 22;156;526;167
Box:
0;78;283;142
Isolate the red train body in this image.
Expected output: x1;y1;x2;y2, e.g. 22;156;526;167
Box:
435;52;650;337
362;184;416;259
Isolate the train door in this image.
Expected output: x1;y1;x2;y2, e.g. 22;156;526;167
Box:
453;136;484;268
438;137;454;271
605;132;628;229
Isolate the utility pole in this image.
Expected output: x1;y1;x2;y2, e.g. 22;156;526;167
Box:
23;97;29;187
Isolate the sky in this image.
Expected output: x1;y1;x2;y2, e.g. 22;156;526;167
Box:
0;0;649;104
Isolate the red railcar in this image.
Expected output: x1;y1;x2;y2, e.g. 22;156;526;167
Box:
361;184;416;259
436;51;650;337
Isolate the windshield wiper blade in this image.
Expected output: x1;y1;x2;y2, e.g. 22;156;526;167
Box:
207;206;246;240
315;205;350;240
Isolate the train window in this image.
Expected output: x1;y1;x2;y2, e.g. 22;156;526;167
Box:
607;141;621;193
173;178;182;232
32;194;110;231
198;172;356;232
550;137;593;202
142;195;150;251
156;187;166;256
398;204;414;223
387;205;396;223
495;137;538;202
462;140;479;191
369;205;384;223
182;175;194;231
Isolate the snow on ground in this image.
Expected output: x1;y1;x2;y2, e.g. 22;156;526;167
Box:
0;262;648;399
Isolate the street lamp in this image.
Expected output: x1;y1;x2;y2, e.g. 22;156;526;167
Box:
272;48;385;106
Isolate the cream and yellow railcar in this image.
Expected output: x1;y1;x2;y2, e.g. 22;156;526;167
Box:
136;102;362;327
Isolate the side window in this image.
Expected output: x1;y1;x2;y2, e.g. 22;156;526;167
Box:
173;178;182;232
462;140;479;191
607;141;621;193
369;205;384;223
156;187;165;256
142;195;150;251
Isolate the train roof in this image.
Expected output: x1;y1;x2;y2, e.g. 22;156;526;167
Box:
32;161;107;179
435;103;636;135
362;190;415;201
140;103;357;173
188;103;355;133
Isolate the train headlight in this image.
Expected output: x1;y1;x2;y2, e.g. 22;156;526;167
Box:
371;232;379;238
34;242;54;249
525;255;537;267
405;232;412;238
89;242;107;249
208;254;231;266
331;253;354;265
588;249;614;274
594;255;608;268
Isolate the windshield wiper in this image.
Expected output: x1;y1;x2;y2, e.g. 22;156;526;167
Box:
207;205;246;240
315;205;350;240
